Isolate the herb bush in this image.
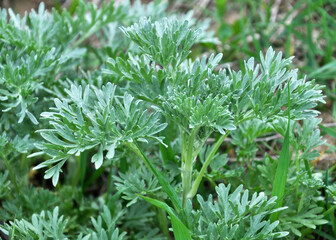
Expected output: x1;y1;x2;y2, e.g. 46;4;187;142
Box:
0;1;332;239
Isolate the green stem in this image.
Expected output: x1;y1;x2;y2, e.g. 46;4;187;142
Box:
324;203;336;217
127;142;150;169
294;150;300;198
72;28;97;48
1;153;19;194
330;162;336;173
105;162;114;203
180;129;187;163
182;128;198;207
72;155;81;188
295;149;300;172
187;131;231;199
298;192;304;212
80;151;88;192
192;132;212;160
72;151;88;199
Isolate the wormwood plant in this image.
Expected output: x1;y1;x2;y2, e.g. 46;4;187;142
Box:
0;1;328;239
29;16;325;238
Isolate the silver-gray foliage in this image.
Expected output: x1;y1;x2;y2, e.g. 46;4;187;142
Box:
186;184;288;240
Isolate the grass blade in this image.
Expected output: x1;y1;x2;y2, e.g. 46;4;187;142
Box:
140;196;192;240
129;141;183;212
270;122;290;221
319;124;336;139
271;81;291;221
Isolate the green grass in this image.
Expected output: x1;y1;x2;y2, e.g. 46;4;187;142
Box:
211;0;336;89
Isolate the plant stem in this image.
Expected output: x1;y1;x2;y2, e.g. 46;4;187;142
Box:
105;162;114;203
187;131;231;199
72;156;81;187
182;128;198;207
72;28;97;48
294;150;300;199
1;153;20;194
323;203;336;217
180;129;187;163
127;142;150;169
193;132;212;160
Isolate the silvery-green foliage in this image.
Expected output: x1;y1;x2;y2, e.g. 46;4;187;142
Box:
131;229;166;240
121;17;199;69
295;119;325;161
233;119;272;144
199;148;229;173
1;206;126;240
0;48;58;124
272;117;325;161
63;0;126;47
276;171;327;237
230;119;272;158
21;10;328;239
327;183;336;200
198;148;244;181
278;203;327;238
106;17;324;143
0;132;34;156
253;117;325;191
256;159;327;238
256;155;278;190
113;200;167;239
114;165;164;207
161;53;235;134
185;184;288;239
0;207;68;240
0;133;35;188
0;0;127;125
100;1;218;62
122;201;156;230
0;186;59;221
104;53;167;103
32;83;167;185
218;50;325;124
78;206;126;240
255;116;326;237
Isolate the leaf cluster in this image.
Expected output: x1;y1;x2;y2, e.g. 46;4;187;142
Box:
186;184;288;239
33;83;166;185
